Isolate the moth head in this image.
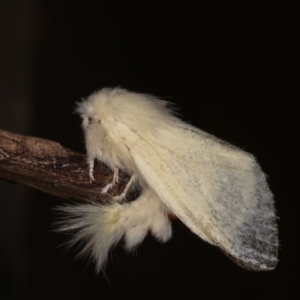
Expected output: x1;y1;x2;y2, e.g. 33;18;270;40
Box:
81;115;101;130
76;94;104;131
76;87;176;134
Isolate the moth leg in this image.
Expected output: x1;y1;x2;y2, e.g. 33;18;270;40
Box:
113;174;136;202
101;166;119;194
113;165;119;184
88;157;96;183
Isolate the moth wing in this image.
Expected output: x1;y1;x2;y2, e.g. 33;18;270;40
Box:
116;121;278;270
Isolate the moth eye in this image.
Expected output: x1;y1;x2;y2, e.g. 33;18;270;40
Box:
98;119;101;123
88;117;92;124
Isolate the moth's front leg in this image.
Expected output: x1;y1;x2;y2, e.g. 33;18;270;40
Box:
88;156;96;183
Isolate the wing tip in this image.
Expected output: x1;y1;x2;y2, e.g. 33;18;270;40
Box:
221;249;278;271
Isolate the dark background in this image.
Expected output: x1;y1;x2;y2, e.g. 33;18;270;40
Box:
0;1;296;299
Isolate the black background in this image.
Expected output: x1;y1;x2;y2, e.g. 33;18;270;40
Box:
0;1;296;299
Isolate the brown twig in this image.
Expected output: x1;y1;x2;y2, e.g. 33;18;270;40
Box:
0;129;130;203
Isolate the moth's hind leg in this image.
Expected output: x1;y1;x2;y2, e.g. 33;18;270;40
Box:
113;174;136;202
101;166;119;194
101;165;136;202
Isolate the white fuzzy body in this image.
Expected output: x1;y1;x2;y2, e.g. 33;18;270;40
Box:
58;186;171;272
58;87;278;271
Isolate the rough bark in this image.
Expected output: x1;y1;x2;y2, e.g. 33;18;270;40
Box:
0;129;131;203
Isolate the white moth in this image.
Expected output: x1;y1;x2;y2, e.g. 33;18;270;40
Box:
58;87;278;272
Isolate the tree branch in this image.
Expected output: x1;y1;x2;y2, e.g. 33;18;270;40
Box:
0;129;130;203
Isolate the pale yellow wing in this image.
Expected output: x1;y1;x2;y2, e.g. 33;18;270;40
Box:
117;120;278;270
